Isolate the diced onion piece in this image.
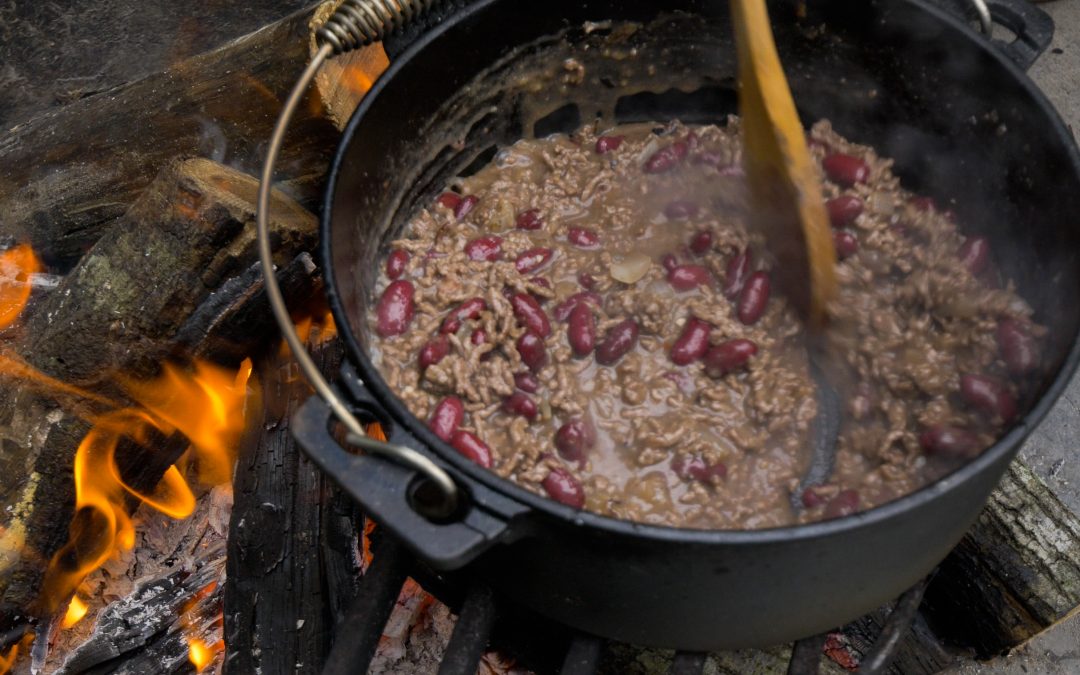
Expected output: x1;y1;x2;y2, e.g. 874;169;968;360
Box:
609;252;652;284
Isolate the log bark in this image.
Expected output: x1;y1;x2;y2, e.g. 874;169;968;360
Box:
922;461;1080;657
0;158;318;632
0;6;339;268
223;326;347;675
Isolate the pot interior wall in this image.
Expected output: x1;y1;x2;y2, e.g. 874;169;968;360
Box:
327;0;1080;464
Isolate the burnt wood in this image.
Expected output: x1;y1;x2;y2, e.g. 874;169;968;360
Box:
922;461;1080;658
223;330;344;675
0;6;338;268
0;158;318;632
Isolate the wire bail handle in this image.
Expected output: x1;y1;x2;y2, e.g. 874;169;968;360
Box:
256;0;458;517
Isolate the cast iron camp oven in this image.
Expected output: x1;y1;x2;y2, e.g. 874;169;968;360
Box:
262;0;1080;651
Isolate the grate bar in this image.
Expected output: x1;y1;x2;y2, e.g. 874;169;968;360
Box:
858;578;929;674
322;535;410;675
560;633;604;675
670;651;707;675
438;585;498;675
787;633;827;675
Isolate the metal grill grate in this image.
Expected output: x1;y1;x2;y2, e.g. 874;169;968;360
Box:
318;516;926;675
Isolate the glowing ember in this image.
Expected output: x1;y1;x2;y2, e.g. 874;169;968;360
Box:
61;595;89;628
187;638;222;671
40;359;254;613
340;49;389;96
0;243;40;330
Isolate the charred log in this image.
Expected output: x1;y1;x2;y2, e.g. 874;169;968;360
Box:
223;327;348;675
0;7;339;268
922;461;1080;658
0;157;318;632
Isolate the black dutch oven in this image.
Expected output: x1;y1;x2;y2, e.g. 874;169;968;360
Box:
288;0;1080;650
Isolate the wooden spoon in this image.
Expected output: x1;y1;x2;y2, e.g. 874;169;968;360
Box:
730;0;837;327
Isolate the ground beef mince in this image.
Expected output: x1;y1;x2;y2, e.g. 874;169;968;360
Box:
367;118;1043;530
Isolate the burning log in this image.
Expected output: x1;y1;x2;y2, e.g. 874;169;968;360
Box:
0;157;319;634
0;6;339;268
44;488;231;675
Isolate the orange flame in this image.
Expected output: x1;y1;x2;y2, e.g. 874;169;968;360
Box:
182;582;223;672
0;244;40;330
0;643;19;675
40;359;253;614
62;595;89;628
188;638;223;671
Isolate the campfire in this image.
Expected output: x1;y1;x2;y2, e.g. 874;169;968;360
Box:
3;2;1080;674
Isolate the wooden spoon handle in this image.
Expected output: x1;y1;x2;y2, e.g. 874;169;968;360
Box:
731;0;837;327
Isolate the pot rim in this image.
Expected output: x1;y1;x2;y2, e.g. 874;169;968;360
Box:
321;0;1080;545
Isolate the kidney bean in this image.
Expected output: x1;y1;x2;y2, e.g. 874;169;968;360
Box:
826;195;864;227
661;253;679;272
822;153;870;187
542;467;585;508
672;454;727;483
824;490;860;519
667;264;712;292
440;297;487;334
800;486;827;509
419;335;451;369
428;396;464;441
555;419;595;463
595;319;639;366
527;277;552;305
833;230;859;259
502;392;538;421
919;425;981;458
670;318;712;365
961;374;1017;422
723;249;753;299
692;151;724;167
997;318;1038;375
702;338;758;378
510;292;551;337
568;227;600;248
578;272;596;289
436;192;461;210
664;200;699;220
958;236;991;276
464;236;502;262
689;230;713;256
450;430;493;468
454;194;479;220
737;271;771;325
514;372;540;393
553;291;602;322
644;140;689;174
595;135;624;154
470;329;487;346
517;331;548;371
909;195;937;212
516;208;543;231
385;249;409;280
375;280;415;336
515;247;553;275
567;302;597;357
